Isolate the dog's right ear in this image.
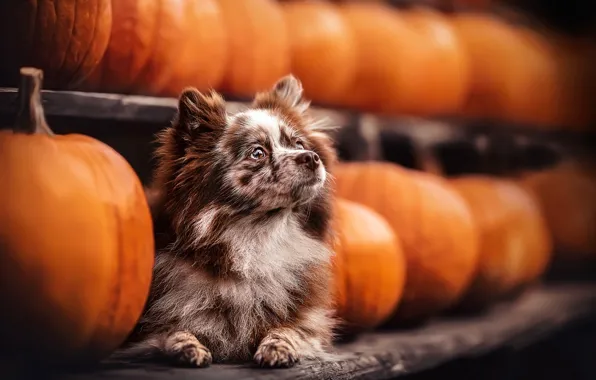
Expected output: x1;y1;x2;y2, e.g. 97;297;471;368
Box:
175;88;228;138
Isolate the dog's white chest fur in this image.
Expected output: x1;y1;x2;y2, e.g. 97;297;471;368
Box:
223;213;330;279
146;212;331;361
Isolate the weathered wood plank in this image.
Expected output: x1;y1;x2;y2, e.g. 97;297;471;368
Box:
0;87;591;144
0;88;351;127
52;285;596;380
0;88;178;123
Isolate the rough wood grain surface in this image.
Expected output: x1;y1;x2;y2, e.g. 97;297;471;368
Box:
0;87;350;127
49;285;596;380
0;87;591;150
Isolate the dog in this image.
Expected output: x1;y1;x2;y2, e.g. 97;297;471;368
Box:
120;75;337;368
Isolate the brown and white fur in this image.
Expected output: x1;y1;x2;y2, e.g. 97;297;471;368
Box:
120;76;337;368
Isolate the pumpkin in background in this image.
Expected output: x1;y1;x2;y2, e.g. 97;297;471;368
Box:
520;161;596;259
451;14;590;130
337;3;434;115
513;30;594;131
0;0;112;89
451;0;495;9
0;68;154;365
333;199;406;332
450;14;534;122
399;7;470;116
334;162;479;323
281;1;356;106
217;0;290;97
83;0;227;96
450;177;552;307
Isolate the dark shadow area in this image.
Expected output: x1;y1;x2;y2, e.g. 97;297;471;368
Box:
398;317;596;380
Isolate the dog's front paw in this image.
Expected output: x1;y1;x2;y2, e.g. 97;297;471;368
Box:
174;341;212;368
254;336;299;368
165;331;212;368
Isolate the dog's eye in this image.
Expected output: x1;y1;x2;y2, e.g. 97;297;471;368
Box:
295;141;305;150
250;147;266;160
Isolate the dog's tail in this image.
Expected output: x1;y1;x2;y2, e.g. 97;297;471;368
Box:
106;335;165;364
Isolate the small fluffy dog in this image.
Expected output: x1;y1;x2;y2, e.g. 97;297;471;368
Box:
123;76;336;368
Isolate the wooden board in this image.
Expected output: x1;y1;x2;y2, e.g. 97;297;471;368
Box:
0;88;351;127
50;285;596;380
0;87;591;143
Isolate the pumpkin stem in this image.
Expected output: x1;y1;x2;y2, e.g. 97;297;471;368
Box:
15;67;54;136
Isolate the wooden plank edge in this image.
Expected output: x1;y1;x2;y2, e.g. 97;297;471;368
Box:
53;285;596;380
0;87;592;141
0;88;351;128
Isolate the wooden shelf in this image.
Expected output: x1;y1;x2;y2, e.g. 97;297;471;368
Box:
0;87;351;127
0;87;592;160
48;284;596;380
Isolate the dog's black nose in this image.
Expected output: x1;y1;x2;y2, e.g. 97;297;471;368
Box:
295;151;320;171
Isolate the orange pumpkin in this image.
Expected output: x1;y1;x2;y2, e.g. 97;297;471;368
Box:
217;0;291;97
450;176;552;306
334;162;479;322
451;14;591;130
451;0;495;9
333;199;406;332
509;27;591;130
0;68;154;365
520;161;596;259
337;3;433;115
399;7;470;116
83;0;227;96
450;14;532;121
0;0;112;89
281;1;356;106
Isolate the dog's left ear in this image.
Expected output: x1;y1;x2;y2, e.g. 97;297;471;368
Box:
253;75;310;113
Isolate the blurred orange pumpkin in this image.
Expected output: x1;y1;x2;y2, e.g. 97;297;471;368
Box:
281;1;357;106
450;14;534;121
511;27;591;130
0;0;112;89
334;162;479;322
333;198;406;332
451;0;494;9
450;176;552;306
217;0;291;97
337;3;433;115
520;161;596;259
0;69;154;365
399;7;470;116
451;14;591;130
84;0;227;96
